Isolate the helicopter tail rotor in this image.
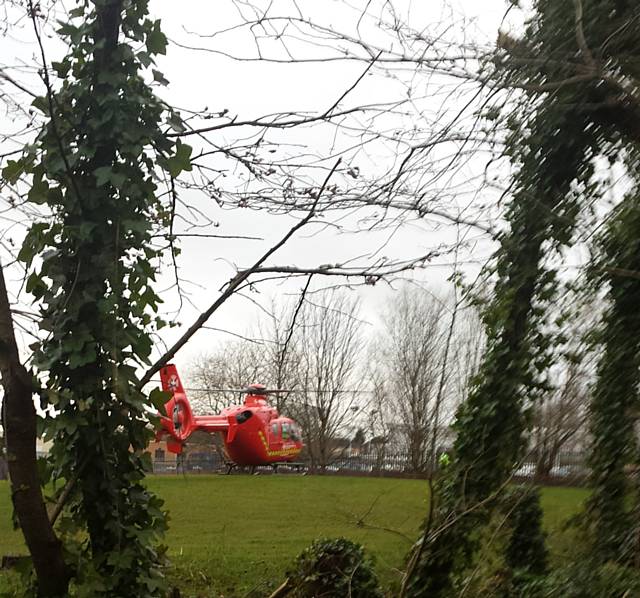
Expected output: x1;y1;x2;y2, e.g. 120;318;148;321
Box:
158;364;195;453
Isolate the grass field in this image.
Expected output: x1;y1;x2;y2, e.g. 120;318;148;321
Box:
0;476;588;597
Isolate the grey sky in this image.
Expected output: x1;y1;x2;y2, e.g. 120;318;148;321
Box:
0;0;519;383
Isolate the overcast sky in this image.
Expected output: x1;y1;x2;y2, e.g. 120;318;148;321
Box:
144;0;514;374
0;0;523;386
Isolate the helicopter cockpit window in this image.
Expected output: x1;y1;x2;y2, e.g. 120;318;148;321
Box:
290;424;301;442
281;422;290;440
271;423;279;438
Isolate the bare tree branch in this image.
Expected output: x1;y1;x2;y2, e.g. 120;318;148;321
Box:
140;158;342;387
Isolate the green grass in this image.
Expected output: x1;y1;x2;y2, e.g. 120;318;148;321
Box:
0;476;588;597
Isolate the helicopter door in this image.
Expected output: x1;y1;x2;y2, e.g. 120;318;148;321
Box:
270;422;281;445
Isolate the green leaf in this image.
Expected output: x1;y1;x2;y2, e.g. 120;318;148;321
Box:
56;22;78;38
2;159;25;184
18;222;48;265
146;20;167;55
152;69;169;86
165;142;193;178
167;111;186;133
37;456;51;485
111;172;127;188
28;175;49;204
97;71;122;86
137;51;152;68
149;388;171;413
68;6;84;18
31;96;49;114
25;272;45;295
77;222;97;241
94;166;127;188
94;166;112;186
52;60;70;78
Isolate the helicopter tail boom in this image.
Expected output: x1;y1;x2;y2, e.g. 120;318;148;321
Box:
158;364;238;452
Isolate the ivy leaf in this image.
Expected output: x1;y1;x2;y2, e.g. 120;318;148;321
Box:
18;222;49;265
31;96;49;114
94;166;127;188
68;6;84;18
149;388;171;413
78;222;97;241
94;166;112;186
52;60;70;78
152;69;169;86
26;272;45;295
28;175;50;204
68;346;97;369
97;71;123;86
37;457;52;485
2;159;26;184
167;111;186;134
165;142;193;178
146;20;167;55
137;51;152;68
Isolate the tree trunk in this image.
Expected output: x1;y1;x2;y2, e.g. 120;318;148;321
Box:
0;454;7;480
0;263;68;596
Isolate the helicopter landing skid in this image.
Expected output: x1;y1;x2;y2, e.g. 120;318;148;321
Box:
223;462;259;475
223;461;306;475
270;461;306;474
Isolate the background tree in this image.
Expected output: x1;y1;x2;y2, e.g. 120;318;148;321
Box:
372;289;447;472
528;300;599;480
291;290;365;469
361;365;395;471
189;341;267;413
449;301;485;405
188;296;303;414
254;297;306;412
531;358;590;479
370;287;484;473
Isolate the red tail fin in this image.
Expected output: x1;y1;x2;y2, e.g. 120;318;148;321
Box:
160;364;186;396
157;364;193;454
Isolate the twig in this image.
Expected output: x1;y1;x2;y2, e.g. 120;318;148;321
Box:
139;159;342;388
278;274;312;371
267;578;292;598
28;0;83;206
0;69;37;98
49;457;90;525
573;0;596;69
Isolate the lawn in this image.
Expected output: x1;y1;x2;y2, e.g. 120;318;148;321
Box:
0;476;588;597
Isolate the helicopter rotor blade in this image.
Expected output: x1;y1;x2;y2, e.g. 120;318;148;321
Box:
242;387;292;395
184;387;292;394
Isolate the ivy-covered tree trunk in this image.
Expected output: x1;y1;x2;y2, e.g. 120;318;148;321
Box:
9;0;190;594
405;104;594;596
587;196;640;564
401;0;640;591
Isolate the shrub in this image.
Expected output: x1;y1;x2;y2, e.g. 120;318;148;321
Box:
504;486;548;578
286;537;383;598
518;561;640;597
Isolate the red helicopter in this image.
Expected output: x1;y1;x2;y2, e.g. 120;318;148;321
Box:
157;364;304;471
